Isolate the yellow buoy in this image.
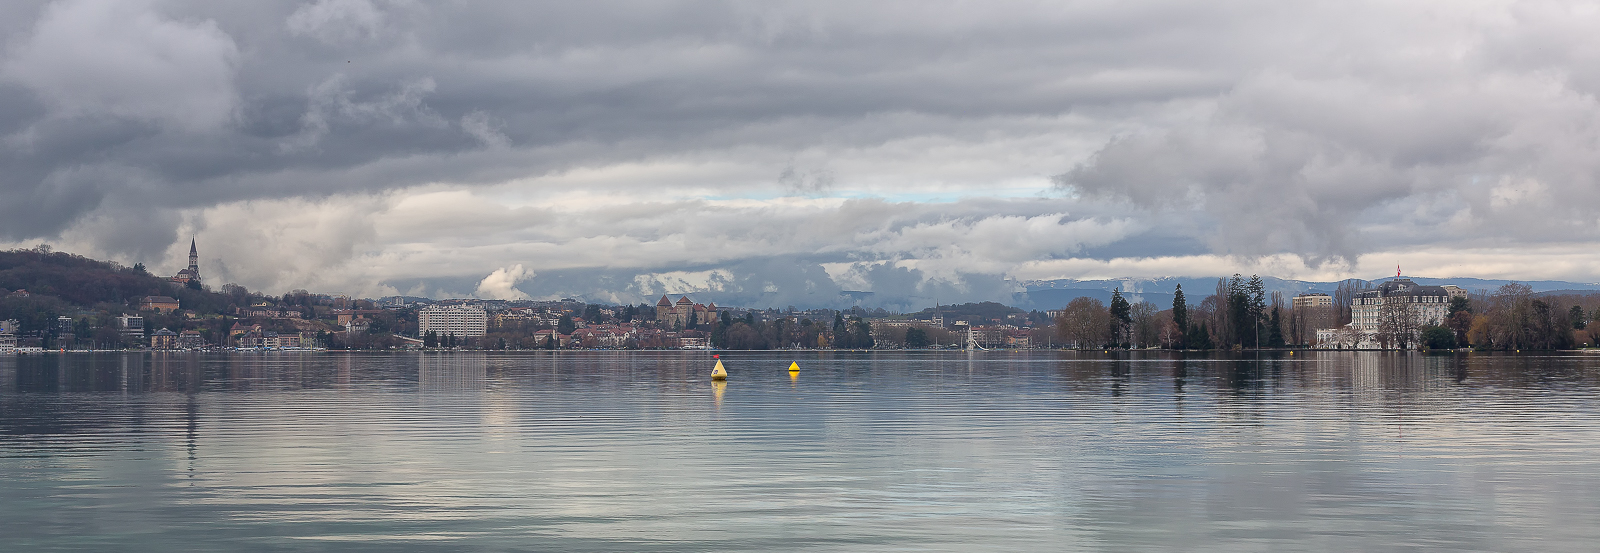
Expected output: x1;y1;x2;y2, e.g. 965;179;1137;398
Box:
711;359;728;380
788;361;800;373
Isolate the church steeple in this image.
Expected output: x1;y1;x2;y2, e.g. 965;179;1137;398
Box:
187;239;198;272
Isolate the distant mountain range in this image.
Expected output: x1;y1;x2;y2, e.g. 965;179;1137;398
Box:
1012;276;1600;311
386;276;1600;313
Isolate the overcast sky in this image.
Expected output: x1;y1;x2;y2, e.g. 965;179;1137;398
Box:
5;0;1600;308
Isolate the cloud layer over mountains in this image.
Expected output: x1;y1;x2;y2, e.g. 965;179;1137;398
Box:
5;0;1600;307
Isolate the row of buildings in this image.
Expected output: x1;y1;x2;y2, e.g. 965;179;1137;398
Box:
415;295;720;339
415;303;715;349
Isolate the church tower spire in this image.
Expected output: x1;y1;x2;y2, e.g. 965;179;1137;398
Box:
188;239;199;272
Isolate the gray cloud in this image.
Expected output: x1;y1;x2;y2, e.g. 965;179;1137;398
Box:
4;0;239;131
1055;3;1600;265
2;1;1599;305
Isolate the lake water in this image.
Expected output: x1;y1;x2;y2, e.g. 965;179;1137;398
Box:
2;351;1599;552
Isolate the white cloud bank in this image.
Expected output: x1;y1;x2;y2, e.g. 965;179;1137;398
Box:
476;264;533;300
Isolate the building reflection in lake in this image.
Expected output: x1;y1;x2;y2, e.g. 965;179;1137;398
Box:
419;352;488;393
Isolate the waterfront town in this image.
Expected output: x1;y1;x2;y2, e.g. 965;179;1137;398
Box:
3;245;1600;354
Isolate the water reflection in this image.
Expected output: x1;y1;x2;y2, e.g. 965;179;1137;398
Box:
1;351;1598;552
419;352;487;392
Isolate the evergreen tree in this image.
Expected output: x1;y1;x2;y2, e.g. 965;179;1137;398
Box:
1172;284;1188;346
557;314;575;334
1420;325;1456;349
1188;321;1214;350
1571;305;1587;330
851;317;875;349
1227;274;1249;348
423;330;438;348
1109;289;1131;347
710;320;725;347
905;327;930;348
1247;275;1266;348
1267;306;1285;347
831;312;852;349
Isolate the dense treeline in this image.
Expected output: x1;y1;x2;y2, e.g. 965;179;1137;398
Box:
1461;284;1595;350
1055;277;1600;351
712;311;874;350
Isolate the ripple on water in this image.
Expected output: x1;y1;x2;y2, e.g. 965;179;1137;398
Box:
1;350;1599;552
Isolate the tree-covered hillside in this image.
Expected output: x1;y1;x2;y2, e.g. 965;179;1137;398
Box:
0;247;175;306
907;301;1023;323
0;247;272;340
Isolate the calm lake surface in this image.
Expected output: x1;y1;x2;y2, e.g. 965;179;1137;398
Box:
3;351;1599;552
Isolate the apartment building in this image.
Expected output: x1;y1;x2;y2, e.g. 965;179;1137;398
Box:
419;305;489;338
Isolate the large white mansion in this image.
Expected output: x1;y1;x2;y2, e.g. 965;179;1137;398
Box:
1320;279;1469;349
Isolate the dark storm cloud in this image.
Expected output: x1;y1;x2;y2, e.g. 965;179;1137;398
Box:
5;1;1600;301
1;0;1244;240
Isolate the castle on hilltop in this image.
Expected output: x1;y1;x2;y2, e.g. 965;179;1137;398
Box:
656;295;716;328
171;239;201;286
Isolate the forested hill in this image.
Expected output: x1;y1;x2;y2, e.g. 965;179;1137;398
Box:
906;301;1024;322
0;248;259;324
0;248;177;306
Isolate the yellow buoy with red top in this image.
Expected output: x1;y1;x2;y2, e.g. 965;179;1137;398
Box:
711;358;728;380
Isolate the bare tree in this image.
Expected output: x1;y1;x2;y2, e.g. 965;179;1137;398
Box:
1195;294;1218;347
1055;297;1109;349
1376;298;1417;350
1488;283;1534;349
1212;278;1233;347
1130;301;1159;348
1334;279;1367;327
